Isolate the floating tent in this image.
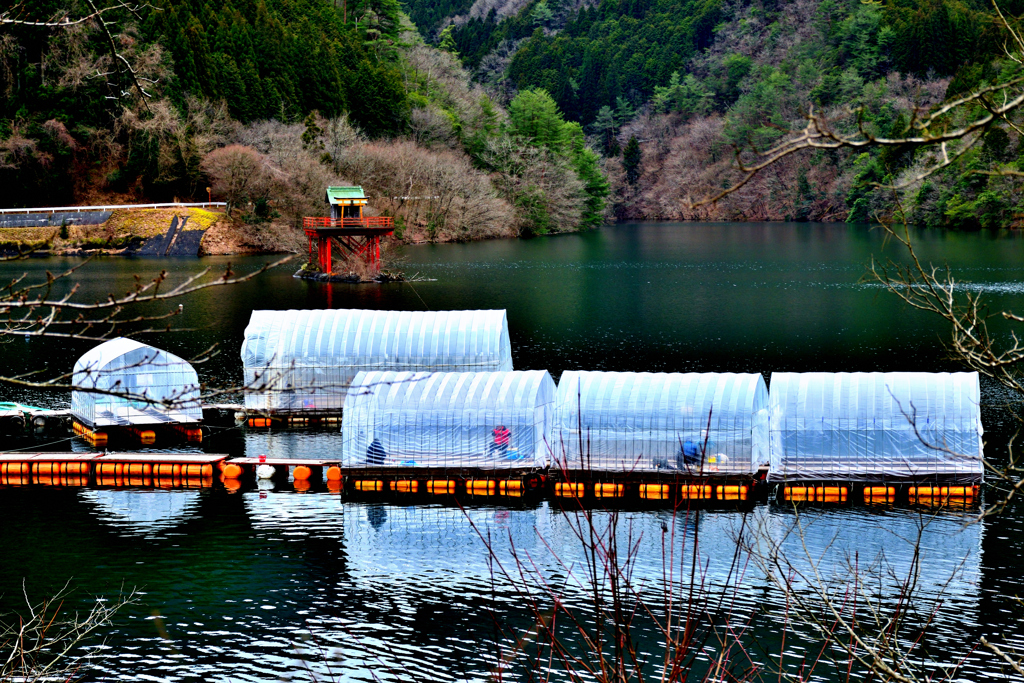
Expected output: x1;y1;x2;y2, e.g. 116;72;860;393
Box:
341;370;555;468
241;309;513;413
768;372;984;482
71;338;202;427
553;372;769;473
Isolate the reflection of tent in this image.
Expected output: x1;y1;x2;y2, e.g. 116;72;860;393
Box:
71;338;201;427
342;371;556;468
768;372;984;482
554;371;769;473
79;489;201;535
241;309;514;413
753;507;982;612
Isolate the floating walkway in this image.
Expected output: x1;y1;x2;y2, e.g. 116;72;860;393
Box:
0;452;224;488
0;451;983;509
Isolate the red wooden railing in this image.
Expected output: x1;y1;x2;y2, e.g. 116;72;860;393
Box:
303;216;394;229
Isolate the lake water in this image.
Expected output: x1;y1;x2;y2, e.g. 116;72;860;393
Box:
1;222;1023;681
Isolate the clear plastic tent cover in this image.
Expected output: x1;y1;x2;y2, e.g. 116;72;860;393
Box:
553;372;769;473
768;372;984;482
341;371;555;468
71;338;202;427
241;309;514;413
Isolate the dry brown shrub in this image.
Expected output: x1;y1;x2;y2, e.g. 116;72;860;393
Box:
331;139;515;241
201;145;275;213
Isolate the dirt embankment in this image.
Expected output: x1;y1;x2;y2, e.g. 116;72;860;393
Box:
0;208;283;255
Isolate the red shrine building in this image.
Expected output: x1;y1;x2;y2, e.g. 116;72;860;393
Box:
304;186;394;276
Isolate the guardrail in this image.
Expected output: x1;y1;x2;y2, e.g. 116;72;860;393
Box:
303;216;394;228
0;202;227;215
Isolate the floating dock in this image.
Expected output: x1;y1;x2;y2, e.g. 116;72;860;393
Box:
0;452;225;488
0;451;983;509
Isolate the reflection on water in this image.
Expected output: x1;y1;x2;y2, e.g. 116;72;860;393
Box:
0;223;1021;679
80;489;202;536
61;491;987;681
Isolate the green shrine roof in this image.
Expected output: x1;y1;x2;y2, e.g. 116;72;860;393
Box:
325;186;367;204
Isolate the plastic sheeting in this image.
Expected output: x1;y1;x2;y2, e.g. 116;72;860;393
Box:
553;371;769;473
241;309;513;413
768;372;983;482
71;338;202;427
341;371;555;468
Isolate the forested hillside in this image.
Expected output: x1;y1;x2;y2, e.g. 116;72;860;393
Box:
441;0;1024;227
4;0;1024;234
0;0;607;245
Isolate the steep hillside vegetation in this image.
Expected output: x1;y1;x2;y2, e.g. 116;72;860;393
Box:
441;0;1024;226
0;0;608;243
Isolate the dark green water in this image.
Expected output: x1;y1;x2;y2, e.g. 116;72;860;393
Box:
0;222;1022;681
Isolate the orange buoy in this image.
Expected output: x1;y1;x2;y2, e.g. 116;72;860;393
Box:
65;462;91;475
554;482;584;497
154;463;182;477
681;485;711;500
717;485;749;501
594;483;624;498
817;486;847;503
864;486;895;503
783;486;811;501
1;462;31;475
248;417;271;428
32;462;64;475
326;466;342;481
181;464;213;478
390;480;418;493
426;480;455;494
354;480;383;492
640;484;669;500
222;463;243;479
97;463;124;476
467;479;496;495
499;480;524;496
124;463;153;477
292;465;313;481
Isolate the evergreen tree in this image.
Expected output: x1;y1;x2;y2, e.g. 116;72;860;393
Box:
623;136;642;186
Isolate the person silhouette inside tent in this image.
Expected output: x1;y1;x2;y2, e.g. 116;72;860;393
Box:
489;425;511;456
366;438;387;465
677;438;703;469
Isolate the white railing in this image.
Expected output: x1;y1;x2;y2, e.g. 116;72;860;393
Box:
0;202;227;215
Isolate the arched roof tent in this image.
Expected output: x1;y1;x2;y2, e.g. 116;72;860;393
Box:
71;338;202;427
241;309;513;413
554;371;769;473
768;372;983;482
341;370;555;468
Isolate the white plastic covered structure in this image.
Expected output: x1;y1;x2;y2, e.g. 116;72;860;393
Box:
241;309;513;413
553;372;769;474
768;372;983;482
341;371;555;468
71;338;202;427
